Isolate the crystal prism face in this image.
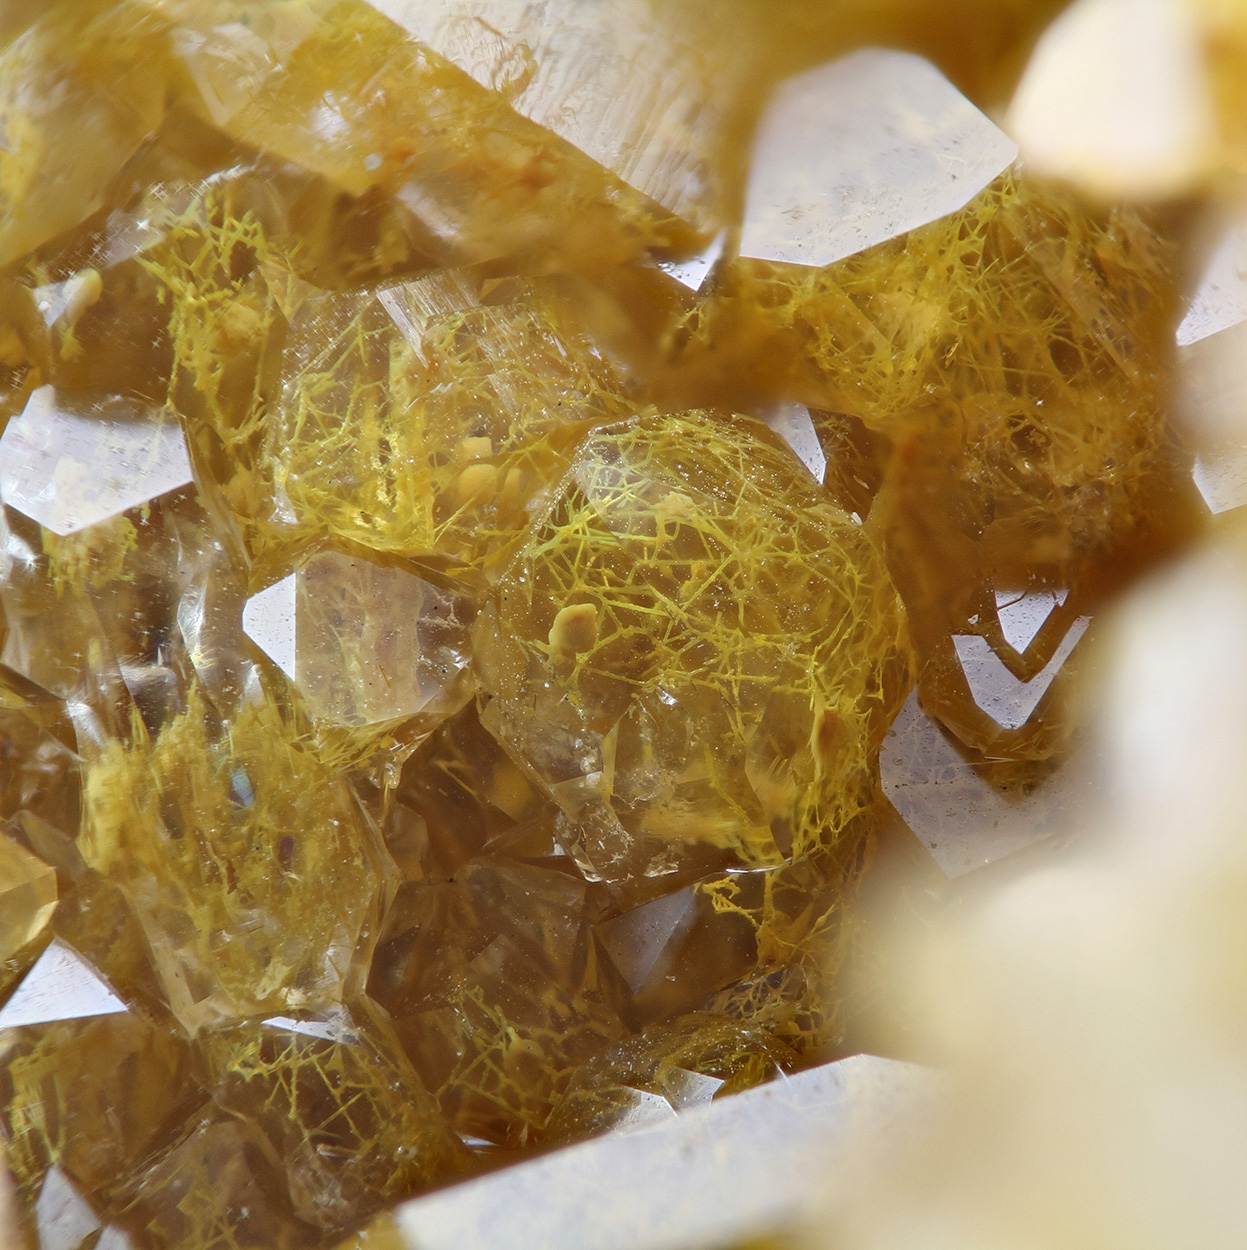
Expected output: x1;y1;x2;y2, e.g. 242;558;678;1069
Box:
741;48;1018;268
372;0;730;230
952;616;1091;732
265;271;632;570
0;388;194;536
0;833;57;966
0;941;126;1030
880;690;1089;876
243;552;472;729
474;410;908;877
32;1167;100;1250
1178;220;1247;348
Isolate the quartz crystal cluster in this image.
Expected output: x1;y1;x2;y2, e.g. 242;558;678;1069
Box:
0;1;1222;1248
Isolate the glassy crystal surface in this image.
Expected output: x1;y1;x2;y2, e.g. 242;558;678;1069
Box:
0;835;56;968
373;0;735;233
0;0;1224;1246
243;552;472;729
0;389;193;537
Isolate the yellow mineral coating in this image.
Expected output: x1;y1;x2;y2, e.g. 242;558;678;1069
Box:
697;171;1185;584
79;687;393;1034
265;268;636;574
0;1012;197;1212
475;410;910;875
673;169;1196;753
201;1005;462;1231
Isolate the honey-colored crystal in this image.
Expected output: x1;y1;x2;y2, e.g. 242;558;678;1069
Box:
474;410;909;879
0;1;1222;1247
79;687;393;1033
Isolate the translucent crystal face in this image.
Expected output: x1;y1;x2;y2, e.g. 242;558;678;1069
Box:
741;48;1018;267
0;0;1230;1245
371;0;733;230
243;552;473;728
0;388;194;536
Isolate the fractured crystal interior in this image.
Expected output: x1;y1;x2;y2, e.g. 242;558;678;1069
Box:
0;1;1219;1247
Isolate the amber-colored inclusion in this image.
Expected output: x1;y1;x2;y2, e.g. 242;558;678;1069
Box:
0;1;1203;1248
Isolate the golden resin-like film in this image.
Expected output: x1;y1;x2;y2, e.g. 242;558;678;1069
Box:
0;0;1222;1248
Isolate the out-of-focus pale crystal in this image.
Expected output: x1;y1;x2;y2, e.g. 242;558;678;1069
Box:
1007;0;1215;199
370;0;730;230
0;834;57;966
0;388;194;536
740;48;1017;268
1177;217;1247;513
243;552;472;729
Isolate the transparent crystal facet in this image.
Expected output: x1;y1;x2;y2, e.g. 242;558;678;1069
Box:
0;387;194;536
243;552;472;727
740;48;1018;268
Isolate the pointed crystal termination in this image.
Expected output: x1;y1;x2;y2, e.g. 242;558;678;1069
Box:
243;552;473;730
0;387;194;536
741;47;1018;268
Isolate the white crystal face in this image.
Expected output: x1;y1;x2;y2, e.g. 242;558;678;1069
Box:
760;403;826;485
1176;218;1247;512
881;691;1095;877
372;0;728;229
740;48;1018;269
0;940;128;1029
242;551;472;727
1007;0;1214;200
994;588;1069;654
1178;221;1247;348
952;617;1090;732
0;387;195;536
35;1167;101;1250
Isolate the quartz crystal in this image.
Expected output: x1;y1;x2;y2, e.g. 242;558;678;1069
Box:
0;2;1218;1248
